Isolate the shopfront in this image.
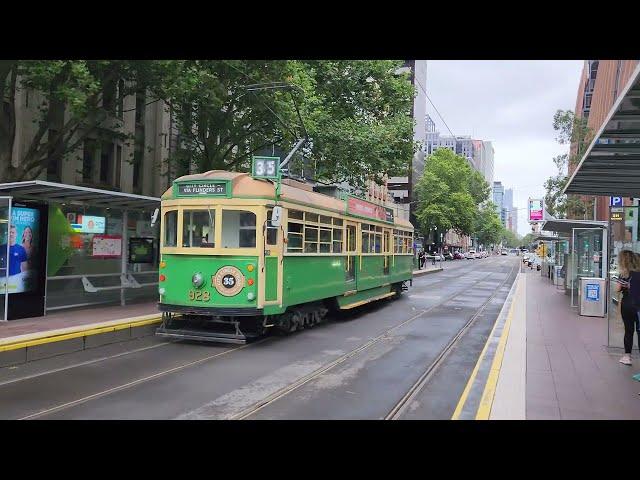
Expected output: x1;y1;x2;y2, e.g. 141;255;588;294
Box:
0;181;160;321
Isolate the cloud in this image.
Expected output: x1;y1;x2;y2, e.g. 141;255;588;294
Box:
422;60;585;236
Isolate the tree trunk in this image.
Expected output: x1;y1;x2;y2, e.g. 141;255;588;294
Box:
0;61;17;182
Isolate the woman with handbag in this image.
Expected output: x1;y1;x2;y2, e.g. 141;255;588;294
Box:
615;250;640;365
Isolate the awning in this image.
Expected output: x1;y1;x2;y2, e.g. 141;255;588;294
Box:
564;63;640;196
0;180;160;209
541;219;608;234
534;235;569;242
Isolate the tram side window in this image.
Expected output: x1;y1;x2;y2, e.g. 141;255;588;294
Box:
182;210;215;248
222;210;256;248
164;210;177;247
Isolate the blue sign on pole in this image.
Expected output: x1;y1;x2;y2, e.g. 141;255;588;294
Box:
610;196;623;207
586;283;600;302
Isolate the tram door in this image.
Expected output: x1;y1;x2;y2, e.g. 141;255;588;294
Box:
383;229;391;276
264;209;282;304
345;222;357;284
0;197;11;321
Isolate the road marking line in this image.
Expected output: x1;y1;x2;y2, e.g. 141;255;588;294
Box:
451;272;520;420
475;277;521;419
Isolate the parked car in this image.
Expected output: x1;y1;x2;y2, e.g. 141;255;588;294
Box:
453;251;465;260
443;252;454;261
466;249;477;259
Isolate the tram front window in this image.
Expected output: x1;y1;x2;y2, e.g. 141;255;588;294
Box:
182;209;215;248
222;210;256;248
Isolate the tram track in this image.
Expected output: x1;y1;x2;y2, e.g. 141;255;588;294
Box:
233;261;516;420
12;259;510;420
385;259;519;420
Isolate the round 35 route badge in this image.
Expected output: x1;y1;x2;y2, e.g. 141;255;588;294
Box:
212;266;245;297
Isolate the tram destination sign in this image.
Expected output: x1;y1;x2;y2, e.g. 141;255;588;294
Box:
177;182;227;197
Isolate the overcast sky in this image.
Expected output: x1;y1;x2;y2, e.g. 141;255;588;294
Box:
423;60;584;236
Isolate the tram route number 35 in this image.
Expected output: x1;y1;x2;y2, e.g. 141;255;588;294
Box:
188;290;211;301
252;156;279;180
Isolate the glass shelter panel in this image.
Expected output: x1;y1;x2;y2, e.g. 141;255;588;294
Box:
0;197;11;321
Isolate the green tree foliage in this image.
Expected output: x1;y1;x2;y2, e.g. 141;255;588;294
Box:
414;148;490;238
161;60;414;188
543;109;593;219
0;60;166;181
1;60;414;188
500;227;520;248
474;202;504;247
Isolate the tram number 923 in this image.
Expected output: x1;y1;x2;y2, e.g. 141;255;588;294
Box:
188;290;211;301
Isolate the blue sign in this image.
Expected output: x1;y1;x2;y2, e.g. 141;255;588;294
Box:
610;196;623;207
586;283;600;302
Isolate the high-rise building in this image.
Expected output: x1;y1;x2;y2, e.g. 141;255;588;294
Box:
388;60;427;205
493;181;505;224
571;60;640;221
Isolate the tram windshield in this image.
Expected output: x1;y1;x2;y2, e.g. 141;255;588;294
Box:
222;210;256;248
182;209;215;248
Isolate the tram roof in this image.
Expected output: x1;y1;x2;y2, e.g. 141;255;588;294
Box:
165;170;414;229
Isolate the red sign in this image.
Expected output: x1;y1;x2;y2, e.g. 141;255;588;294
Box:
347;197;394;222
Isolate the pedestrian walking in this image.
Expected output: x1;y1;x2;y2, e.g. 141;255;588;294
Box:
418;250;425;270
614;250;640;366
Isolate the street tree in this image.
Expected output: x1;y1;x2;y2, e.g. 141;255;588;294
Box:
164;60;415;189
414;148;482;238
0;60;168;182
543;109;593;219
473;202;503;247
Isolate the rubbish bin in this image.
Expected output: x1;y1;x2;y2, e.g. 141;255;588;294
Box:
578;277;606;317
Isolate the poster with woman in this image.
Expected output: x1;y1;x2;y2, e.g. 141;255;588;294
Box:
0;207;40;294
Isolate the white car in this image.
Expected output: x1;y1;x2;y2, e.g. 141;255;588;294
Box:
466;250;477;259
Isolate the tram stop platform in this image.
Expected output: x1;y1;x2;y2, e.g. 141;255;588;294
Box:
454;266;640;420
0;302;161;367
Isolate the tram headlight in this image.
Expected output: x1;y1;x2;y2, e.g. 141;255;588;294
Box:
247;292;255;301
159;287;166;295
192;272;204;288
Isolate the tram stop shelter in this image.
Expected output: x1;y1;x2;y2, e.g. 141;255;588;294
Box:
561;62;640;349
540;219;608;312
0;181;160;322
533;234;569;286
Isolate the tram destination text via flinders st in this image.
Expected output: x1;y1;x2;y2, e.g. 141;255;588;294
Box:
177;182;227;196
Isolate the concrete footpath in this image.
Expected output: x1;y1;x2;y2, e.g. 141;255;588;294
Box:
454;266;640;420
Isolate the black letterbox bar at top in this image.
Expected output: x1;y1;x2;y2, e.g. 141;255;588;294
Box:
177;182;227;196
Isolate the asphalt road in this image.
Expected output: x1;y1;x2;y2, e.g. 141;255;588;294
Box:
0;255;520;420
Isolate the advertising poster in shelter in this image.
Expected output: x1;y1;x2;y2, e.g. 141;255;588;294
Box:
0;207;40;294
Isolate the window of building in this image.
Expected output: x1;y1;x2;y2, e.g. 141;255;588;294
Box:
100;142;113;184
115;145;122;189
82;139;96;182
116;79;125;120
164;210;178;247
222;210;256;248
133;147;143;191
182;209;215;248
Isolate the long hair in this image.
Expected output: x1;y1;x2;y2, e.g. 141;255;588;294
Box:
21;226;33;246
618;249;640;277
